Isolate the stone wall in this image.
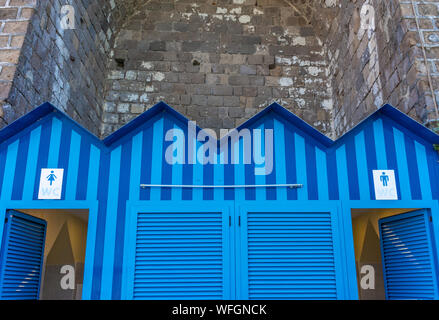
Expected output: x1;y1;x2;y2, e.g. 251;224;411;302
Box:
0;0;36;127
0;0;439;138
2;0;116;135
399;0;439;132
102;0;334;136
327;0;439;136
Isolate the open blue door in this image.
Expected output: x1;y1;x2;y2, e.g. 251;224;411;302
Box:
0;210;47;300
379;210;439;300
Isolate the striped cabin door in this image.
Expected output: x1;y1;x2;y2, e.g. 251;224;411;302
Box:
127;203;232;300
236;203;343;300
379;210;439;300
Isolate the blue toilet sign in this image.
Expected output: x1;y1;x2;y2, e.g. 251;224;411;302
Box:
373;170;398;200
38;168;64;199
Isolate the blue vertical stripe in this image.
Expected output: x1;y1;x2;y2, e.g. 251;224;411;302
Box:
224;142;234;200
82;144;100;299
47;117;62;167
161;117;173;200
33;118;52;200
193;140;204;200
139;126;153;200
66;131;81;200
393;128;412;200
182;123;193;200
112;140;132;299
234;136;245;201
415;141;433;200
336;145;349;200
274;119;287;201
345;136;360;200
0;148;7;198
295;133;307;200
326;150;339;200
244;153;256;200
11;133;30;200
203;153;214;200
22;126;41;200
91;151;110;299
426;144;439;200
87;145;100;200
58;120;72;200
383;119;401;200
373;119;387;169
404;135;422;200
214;151;224;201
129;132;143;201
265;118;276;200
101;146;122;299
254;124;265;201
0;139;19;201
354;131;370;200
364;124;378;199
150;118;164;200
315;147;328;200
82;146;100;300
171;126;183;201
76;140;91;200
305;140;318;200
284;127;297;200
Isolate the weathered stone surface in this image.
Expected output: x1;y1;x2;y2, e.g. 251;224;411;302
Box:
0;0;438;137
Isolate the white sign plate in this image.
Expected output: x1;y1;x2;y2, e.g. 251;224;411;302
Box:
38;168;64;200
373;170;398;200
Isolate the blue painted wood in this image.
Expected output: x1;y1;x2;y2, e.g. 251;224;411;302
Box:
66;131;81;200
100;146;122;299
22;126;41;201
11;131;29;200
379;210;439;299
0;210;46;300
237;202;343;300
295;133;307;200
125;202;232;300
315;147;328;201
354;131;370;200
0;101;439;300
336;145;349;200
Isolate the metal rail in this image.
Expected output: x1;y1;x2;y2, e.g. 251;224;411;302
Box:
140;184;303;189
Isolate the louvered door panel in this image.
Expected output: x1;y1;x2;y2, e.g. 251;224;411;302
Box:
238;204;341;300
133;211;228;299
0;210;46;300
379;210;439;300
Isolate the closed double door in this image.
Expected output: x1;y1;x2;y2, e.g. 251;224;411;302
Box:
124;201;344;300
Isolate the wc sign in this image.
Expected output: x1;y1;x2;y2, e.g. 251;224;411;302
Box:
373;170;398;200
38;169;64;200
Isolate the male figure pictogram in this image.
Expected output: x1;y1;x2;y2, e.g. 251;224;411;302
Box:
380;172;389;187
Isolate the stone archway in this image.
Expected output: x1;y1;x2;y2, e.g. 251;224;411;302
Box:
102;0;337;137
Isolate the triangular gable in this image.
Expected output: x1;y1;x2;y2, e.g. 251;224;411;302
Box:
103;101;335;150
234;102;334;148
0;101;437;151
334;104;439;148
0;102;102;148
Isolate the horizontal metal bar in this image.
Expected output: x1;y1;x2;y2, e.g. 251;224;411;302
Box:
140;184;303;189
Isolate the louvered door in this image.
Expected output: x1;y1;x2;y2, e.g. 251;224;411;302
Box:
379;210;439;300
125;203;232;299
0;210;46;300
237;203;343;300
